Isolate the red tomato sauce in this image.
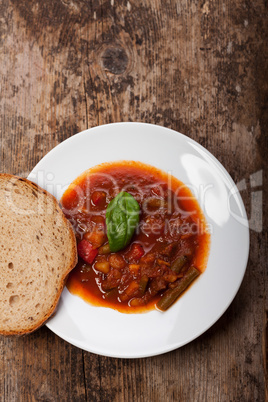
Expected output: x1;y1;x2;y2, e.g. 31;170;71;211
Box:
61;161;210;313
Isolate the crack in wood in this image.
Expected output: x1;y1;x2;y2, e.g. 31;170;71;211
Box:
265;310;268;400
83;79;89;129
82;350;88;402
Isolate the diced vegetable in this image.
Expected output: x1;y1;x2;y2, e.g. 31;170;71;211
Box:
129;297;144;307
124;281;140;296
77;240;98;264
83;230;106;248
98;243;111;255
92;215;105;224
91;215;106;230
129;264;140;274
156;266;200;311
170;256;188;273
91;191;106;207
157;259;170;267
128;243;145;261
94;261;110;274
61;185;82;211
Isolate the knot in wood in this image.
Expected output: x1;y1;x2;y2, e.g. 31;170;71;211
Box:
101;47;128;75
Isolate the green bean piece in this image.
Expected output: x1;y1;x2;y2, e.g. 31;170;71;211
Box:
171;255;188;274
156;266;200;311
98;243;111;255
139;275;149;294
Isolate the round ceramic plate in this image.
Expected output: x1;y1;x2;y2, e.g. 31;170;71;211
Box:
28;123;249;358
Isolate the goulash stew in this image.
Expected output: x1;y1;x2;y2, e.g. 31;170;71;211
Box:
61;161;210;312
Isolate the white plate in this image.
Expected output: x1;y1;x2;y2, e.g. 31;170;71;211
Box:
28;123;249;358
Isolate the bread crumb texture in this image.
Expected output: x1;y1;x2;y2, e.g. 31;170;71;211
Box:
0;175;77;335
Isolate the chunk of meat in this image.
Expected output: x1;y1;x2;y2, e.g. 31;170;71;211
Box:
160;242;178;257
109;254;126;269
148;277;168;297
102;269;122;291
140;253;155;265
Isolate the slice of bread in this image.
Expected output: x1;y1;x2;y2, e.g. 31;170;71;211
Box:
0;174;77;335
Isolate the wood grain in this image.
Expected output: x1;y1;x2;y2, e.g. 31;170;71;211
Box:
0;0;267;401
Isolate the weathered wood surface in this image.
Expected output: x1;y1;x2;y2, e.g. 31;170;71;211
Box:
0;0;267;401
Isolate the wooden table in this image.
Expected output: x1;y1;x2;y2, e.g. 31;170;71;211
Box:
1;1;267;400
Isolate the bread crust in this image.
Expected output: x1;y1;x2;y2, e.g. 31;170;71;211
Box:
0;174;78;336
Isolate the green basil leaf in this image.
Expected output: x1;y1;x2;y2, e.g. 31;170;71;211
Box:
106;192;140;252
